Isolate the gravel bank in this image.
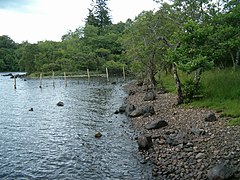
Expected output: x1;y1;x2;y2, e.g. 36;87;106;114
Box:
124;82;240;180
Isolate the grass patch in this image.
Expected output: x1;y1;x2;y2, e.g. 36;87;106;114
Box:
228;117;240;126
159;68;240;126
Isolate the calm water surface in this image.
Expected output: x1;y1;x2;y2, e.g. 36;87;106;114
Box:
0;74;152;180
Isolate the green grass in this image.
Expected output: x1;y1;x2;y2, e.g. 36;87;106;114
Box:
160;68;240;126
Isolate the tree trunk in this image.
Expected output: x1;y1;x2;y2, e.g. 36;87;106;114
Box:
148;51;157;89
236;48;240;67
173;64;183;105
230;49;240;69
194;68;202;87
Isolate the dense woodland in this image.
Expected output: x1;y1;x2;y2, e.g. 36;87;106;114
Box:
0;0;239;103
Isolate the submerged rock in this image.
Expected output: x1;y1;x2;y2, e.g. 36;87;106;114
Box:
119;104;127;113
95;132;102;138
57;101;64;106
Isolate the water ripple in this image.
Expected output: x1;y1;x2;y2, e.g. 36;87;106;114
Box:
0;75;152;179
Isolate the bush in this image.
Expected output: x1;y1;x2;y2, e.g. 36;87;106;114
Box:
182;78;202;103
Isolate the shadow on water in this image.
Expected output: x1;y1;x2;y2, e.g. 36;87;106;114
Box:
0;74;154;179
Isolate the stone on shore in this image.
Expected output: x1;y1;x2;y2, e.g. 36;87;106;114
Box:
143;91;156;101
129;108;144;117
142;105;155;117
137;135;153;150
125;104;136;116
205;112;217;122
207;164;234;180
146;119;168;130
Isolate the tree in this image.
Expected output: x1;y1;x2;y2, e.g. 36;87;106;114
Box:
0;35;18;71
86;0;112;34
18;42;38;74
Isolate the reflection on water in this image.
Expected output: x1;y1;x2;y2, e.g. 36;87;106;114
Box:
0;74;152;179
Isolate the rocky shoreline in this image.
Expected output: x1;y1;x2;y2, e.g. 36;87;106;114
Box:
121;82;240;180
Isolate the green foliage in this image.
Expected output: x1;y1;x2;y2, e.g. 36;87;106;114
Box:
182;78;202;102
191;68;240;119
228;118;240;126
103;60;125;74
0;35;18;71
86;0;112;34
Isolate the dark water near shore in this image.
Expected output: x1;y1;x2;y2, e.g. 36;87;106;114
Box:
0;74;152;179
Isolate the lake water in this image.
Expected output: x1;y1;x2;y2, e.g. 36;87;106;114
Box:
0;74;152;180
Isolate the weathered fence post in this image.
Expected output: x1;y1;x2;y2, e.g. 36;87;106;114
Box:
64;72;67;87
123;66;126;81
39;73;42;88
87;69;90;84
106;67;109;82
52;71;55;88
13;75;16;89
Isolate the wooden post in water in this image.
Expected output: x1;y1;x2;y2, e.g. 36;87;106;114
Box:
106;67;109;82
39;73;42;88
123;66;126;81
13;75;16;89
87;69;90;84
52;71;55;88
64;72;67;87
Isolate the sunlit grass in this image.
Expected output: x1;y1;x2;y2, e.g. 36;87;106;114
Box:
160;68;240;126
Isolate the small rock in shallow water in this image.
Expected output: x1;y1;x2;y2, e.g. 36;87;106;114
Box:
57;101;64;106
95;132;102;138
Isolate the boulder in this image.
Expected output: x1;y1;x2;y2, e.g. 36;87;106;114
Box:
143;91;156;101
137;135;153;150
2;73;13;77
146;119;168;130
142;105;155;117
190;127;206;136
158;87;167;94
57;101;64;106
114;110;119;114
165;132;189;146
119;104;127;113
125;104;136;116
207;164;234;180
205;112;217;122
129;108;144;117
128;90;136;96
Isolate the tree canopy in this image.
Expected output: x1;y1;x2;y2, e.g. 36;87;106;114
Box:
0;0;239;102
